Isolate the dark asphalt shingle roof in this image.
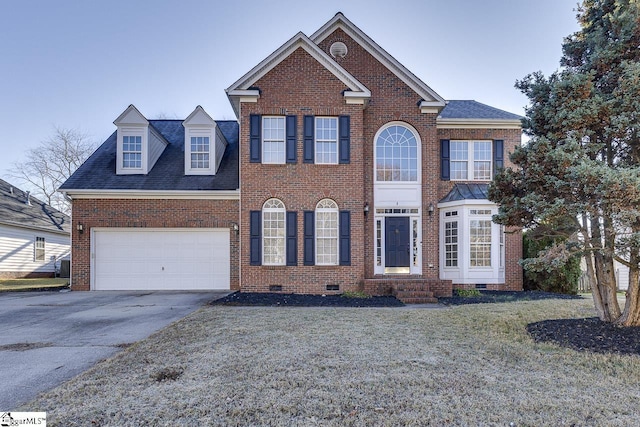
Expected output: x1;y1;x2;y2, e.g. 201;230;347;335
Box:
439;100;522;121
0;179;70;234
60;120;239;191
440;183;490;203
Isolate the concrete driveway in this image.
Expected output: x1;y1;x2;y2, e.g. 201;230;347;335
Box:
0;290;228;410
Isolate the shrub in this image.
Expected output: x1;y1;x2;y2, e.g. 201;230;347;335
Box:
522;230;581;295
341;290;371;299
455;289;482;298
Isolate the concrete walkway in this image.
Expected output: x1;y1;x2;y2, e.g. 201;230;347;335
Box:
0;290;228;410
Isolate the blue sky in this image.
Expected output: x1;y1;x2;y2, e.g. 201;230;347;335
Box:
0;0;580;180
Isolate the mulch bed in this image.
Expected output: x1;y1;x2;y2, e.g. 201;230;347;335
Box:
528;317;640;356
439;290;583;305
211;292;404;307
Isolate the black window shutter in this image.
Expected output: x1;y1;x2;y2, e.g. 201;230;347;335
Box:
339;115;350;164
249;114;261;163
303;115;315;163
440;139;450;181
286;211;297;266
286;115;297;164
493;139;504;177
303;211;315;265
250;211;261;265
339;211;351;266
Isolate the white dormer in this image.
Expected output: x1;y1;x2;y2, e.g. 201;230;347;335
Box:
114;105;168;175
182;106;227;175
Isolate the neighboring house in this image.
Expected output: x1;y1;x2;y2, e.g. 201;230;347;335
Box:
0;179;70;278
60;13;523;297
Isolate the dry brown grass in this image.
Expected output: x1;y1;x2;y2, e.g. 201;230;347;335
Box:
21;299;640;426
0;277;68;291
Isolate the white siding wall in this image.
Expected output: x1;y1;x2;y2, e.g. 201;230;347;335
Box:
214;125;228;173
616;261;630;291
147;127;167;171
0;224;70;274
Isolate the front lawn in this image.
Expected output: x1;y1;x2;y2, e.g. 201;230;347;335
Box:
21;298;640;426
0;278;69;292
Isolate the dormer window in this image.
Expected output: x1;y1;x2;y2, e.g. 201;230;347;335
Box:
183;106;226;176
122;135;142;169
190;136;210;169
114;105;167;175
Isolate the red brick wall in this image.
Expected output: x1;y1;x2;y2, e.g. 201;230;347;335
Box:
317;29;442;281
239;46;366;294
70;198;239;291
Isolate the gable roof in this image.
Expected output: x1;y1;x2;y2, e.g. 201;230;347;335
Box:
59;120;239;194
226;30;371;117
311;12;446;111
439;183;490;203
0;178;70;235
113;104;148;126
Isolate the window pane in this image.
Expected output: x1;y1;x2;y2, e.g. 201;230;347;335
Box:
316;199;339;265
316;117;338;164
262;199;285;265
263;117;285;164
473;142;492;180
375;125;418;182
445;221;458;267
470;219;491;267
35;237;45;262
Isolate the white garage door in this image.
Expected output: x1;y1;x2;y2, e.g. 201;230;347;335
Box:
93;228;230;291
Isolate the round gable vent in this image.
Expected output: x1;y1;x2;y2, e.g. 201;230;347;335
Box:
330;42;348;59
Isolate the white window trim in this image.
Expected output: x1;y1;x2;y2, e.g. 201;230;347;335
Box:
444;214;459;268
314;117;339;165
469;216;492;268
262;198;286;266
373;207;422;275
315;199;339;265
34;236;45;262
450;140;493;182
262;116;286;164
438;201;504;284
116;127;147;174
185;127;216;175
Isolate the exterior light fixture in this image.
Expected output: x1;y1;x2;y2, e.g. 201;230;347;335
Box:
77;223;84;234
232;222;239;235
363;203;370;216
428;203;434;216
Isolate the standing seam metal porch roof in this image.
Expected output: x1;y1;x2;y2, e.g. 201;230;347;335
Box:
440;183;490;203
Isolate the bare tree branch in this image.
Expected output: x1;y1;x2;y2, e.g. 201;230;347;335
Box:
9;126;98;215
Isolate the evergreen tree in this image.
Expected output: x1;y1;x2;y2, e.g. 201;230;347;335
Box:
490;0;640;326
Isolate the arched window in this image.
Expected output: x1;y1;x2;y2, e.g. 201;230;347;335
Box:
262;198;285;265
375;124;418;182
316;199;339;265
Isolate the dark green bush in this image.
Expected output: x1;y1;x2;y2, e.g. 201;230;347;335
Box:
522;230;581;295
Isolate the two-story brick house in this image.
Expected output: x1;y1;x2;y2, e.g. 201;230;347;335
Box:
61;13;522;298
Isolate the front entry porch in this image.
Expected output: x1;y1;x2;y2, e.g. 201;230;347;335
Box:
363;277;453;303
